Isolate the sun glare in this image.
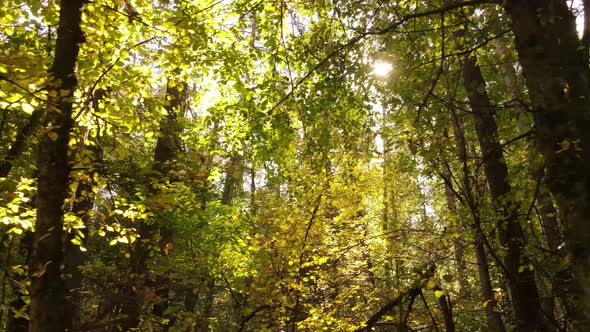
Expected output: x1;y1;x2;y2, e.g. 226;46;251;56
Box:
372;61;393;77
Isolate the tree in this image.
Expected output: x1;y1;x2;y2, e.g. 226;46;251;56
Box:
29;1;86;331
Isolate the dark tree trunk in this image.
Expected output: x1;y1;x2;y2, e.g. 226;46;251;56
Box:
7;212;34;332
29;0;86;331
582;0;590;66
494;37;576;325
462;55;545;331
434;286;455;332
63;122;103;331
503;1;590;327
197;277;215;332
7;297;28;332
449;110;506;332
63;89;105;331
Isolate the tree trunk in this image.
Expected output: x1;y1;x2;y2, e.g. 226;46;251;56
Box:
29;0;86;331
582;0;590;66
493;37;577;326
462;55;544;331
222;155;242;206
120;78;184;330
503;1;590;326
63;90;105;331
449;109;506;332
197;277;215;332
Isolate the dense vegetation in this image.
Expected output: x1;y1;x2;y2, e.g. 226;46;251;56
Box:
2;0;590;331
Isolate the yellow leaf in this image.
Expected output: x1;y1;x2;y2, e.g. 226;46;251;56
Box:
8;227;23;234
426;278;437;289
22;103;34;114
434;290;445;299
557;140;571;153
47;132;59;141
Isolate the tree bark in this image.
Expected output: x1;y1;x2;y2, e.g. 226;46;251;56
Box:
63;98;104;331
493;37;578;326
582;0;590;66
462;55;545;331
503;1;590;326
29;0;86;331
449;109;506;332
222;155;242;206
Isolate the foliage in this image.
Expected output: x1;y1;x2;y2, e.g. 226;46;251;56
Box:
1;0;589;331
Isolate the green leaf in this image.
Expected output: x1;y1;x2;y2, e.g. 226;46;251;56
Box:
434;290;445;299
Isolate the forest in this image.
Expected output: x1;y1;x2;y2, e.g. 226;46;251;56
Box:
2;0;590;331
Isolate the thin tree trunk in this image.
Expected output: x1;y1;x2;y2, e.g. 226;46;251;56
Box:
582;0;590;66
63;178;92;332
222;156;242;205
435;287;455;332
449;109;506;332
63;90;105;332
6;233;31;332
503;1;590;326
29;0;86;331
196;278;215;332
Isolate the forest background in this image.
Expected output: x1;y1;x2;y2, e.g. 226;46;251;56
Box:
2;0;590;331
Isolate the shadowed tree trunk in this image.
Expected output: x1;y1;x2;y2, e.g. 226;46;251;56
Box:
29;0;86;331
503;1;590;326
462;54;547;331
0;109;42;178
494;37;577;325
120;78;184;330
449;109;506;332
6;233;32;332
63;90;105;331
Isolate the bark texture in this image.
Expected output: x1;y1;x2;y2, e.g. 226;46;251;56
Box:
449;110;506;332
462;55;545;331
503;1;590;327
29;0;86;331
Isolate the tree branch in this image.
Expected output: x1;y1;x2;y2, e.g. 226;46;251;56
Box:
265;0;501;116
